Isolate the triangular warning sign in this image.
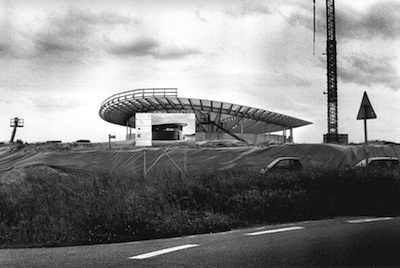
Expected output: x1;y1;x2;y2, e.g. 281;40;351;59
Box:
357;91;377;120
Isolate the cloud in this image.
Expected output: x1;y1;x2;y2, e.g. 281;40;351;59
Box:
195;9;208;23
283;72;312;87
33;9;136;59
0;10;27;59
262;89;315;118
32;95;83;111
0;8;138;61
108;37;201;60
1;8;199;63
44;8;134;36
338;53;400;90
283;2;320;32
333;2;400;40
0;99;9;105
34;33;88;58
60;9;135;26
154;47;201;60
108;38;158;57
0;42;11;57
0;36;35;60
225;2;272;17
287;1;400;41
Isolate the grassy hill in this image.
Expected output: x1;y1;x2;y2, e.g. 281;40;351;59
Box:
1;141;400;248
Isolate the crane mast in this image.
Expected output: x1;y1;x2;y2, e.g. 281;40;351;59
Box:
321;0;347;143
325;0;338;142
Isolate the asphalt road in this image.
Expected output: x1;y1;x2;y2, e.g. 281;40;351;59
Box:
2;216;400;267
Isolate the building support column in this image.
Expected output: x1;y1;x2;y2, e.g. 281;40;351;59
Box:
290;128;293;143
126;120;129;140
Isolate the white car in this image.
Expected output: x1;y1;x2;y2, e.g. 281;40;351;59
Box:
260;157;303;174
356;157;400;171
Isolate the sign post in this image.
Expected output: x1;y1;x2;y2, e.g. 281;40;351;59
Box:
356;91;377;169
356;91;377;144
108;134;116;149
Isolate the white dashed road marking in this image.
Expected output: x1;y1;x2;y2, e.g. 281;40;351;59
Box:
347;217;394;224
245;226;305;236
128;244;200;260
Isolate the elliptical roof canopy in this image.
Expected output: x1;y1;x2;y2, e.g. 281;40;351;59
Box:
99;88;312;133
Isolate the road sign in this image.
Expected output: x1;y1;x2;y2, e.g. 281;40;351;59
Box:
357;91;377;120
357;91;377;146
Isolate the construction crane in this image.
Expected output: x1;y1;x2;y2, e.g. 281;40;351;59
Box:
314;0;348;144
325;0;339;143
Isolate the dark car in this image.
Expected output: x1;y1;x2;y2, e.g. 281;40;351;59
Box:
260;157;303;174
356;157;400;172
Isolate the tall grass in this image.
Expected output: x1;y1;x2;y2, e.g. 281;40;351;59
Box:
1;167;400;248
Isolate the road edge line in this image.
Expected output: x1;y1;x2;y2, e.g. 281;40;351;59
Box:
128;244;200;260
347;217;394;224
245;226;305;236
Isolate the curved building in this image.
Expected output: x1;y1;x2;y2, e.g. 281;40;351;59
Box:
99;88;312;144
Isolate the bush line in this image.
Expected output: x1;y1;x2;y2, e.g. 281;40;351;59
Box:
1;167;400;248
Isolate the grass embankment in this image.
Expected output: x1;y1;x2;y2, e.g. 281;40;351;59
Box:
1;167;400;248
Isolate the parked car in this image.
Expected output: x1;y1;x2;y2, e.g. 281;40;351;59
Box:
260;157;303;174
356;157;400;172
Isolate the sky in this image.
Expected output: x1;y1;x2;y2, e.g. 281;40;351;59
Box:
1;0;400;144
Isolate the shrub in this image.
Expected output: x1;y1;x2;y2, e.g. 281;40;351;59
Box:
1;166;400;248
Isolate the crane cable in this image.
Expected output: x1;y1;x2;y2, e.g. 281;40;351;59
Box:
313;0;316;55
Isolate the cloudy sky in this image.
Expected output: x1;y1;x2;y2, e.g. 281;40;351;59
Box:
1;0;399;143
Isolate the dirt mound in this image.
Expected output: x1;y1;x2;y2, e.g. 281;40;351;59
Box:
1;143;400;180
